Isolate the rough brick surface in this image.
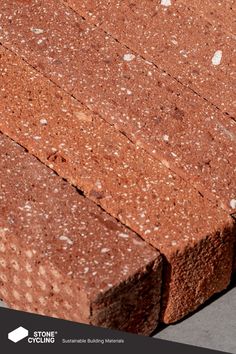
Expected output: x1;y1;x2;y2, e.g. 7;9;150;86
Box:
0;45;235;323
63;0;236;117
0;133;162;335
0;2;236;211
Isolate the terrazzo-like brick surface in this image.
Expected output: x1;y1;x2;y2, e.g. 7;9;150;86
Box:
62;0;112;25
0;1;235;212
62;0;236;35
178;0;236;35
0;133;162;335
0;45;235;323
62;0;236;117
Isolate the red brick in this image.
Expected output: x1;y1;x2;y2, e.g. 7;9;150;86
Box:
63;0;236;117
0;133;162;334
0;46;235;323
0;1;235;211
179;0;236;35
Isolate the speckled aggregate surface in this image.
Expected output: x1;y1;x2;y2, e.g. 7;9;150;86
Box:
63;0;236;117
0;0;235;212
0;133;162;334
62;0;236;35
0;0;235;332
0;41;235;323
178;0;236;35
107;2;235;116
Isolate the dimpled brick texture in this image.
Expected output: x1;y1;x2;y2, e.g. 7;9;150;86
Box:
62;0;236;117
0;3;236;212
0;133;163;335
0;46;235;323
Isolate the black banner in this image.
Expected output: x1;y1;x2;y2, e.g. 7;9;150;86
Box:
0;307;231;354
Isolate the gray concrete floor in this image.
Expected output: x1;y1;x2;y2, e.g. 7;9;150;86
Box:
1;279;235;353
154;278;236;353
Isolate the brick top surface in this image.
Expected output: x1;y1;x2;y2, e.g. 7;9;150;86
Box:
0;0;235;211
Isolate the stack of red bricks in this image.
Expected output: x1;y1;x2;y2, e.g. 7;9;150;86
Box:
0;0;235;335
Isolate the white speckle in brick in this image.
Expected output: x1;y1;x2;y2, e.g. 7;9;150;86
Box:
59;235;73;245
180;50;188;58
0;227;9;234
161;0;171;7
118;232;129;238
229;199;236;209
123;53;135;62
163;134;169;142
31;28;44;34
101;248;110;253
171;39;178;45
95;180;102;190
132;239;144;246
40;118;48;125
212;50;222;66
84;267;89;274
24;203;32;210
